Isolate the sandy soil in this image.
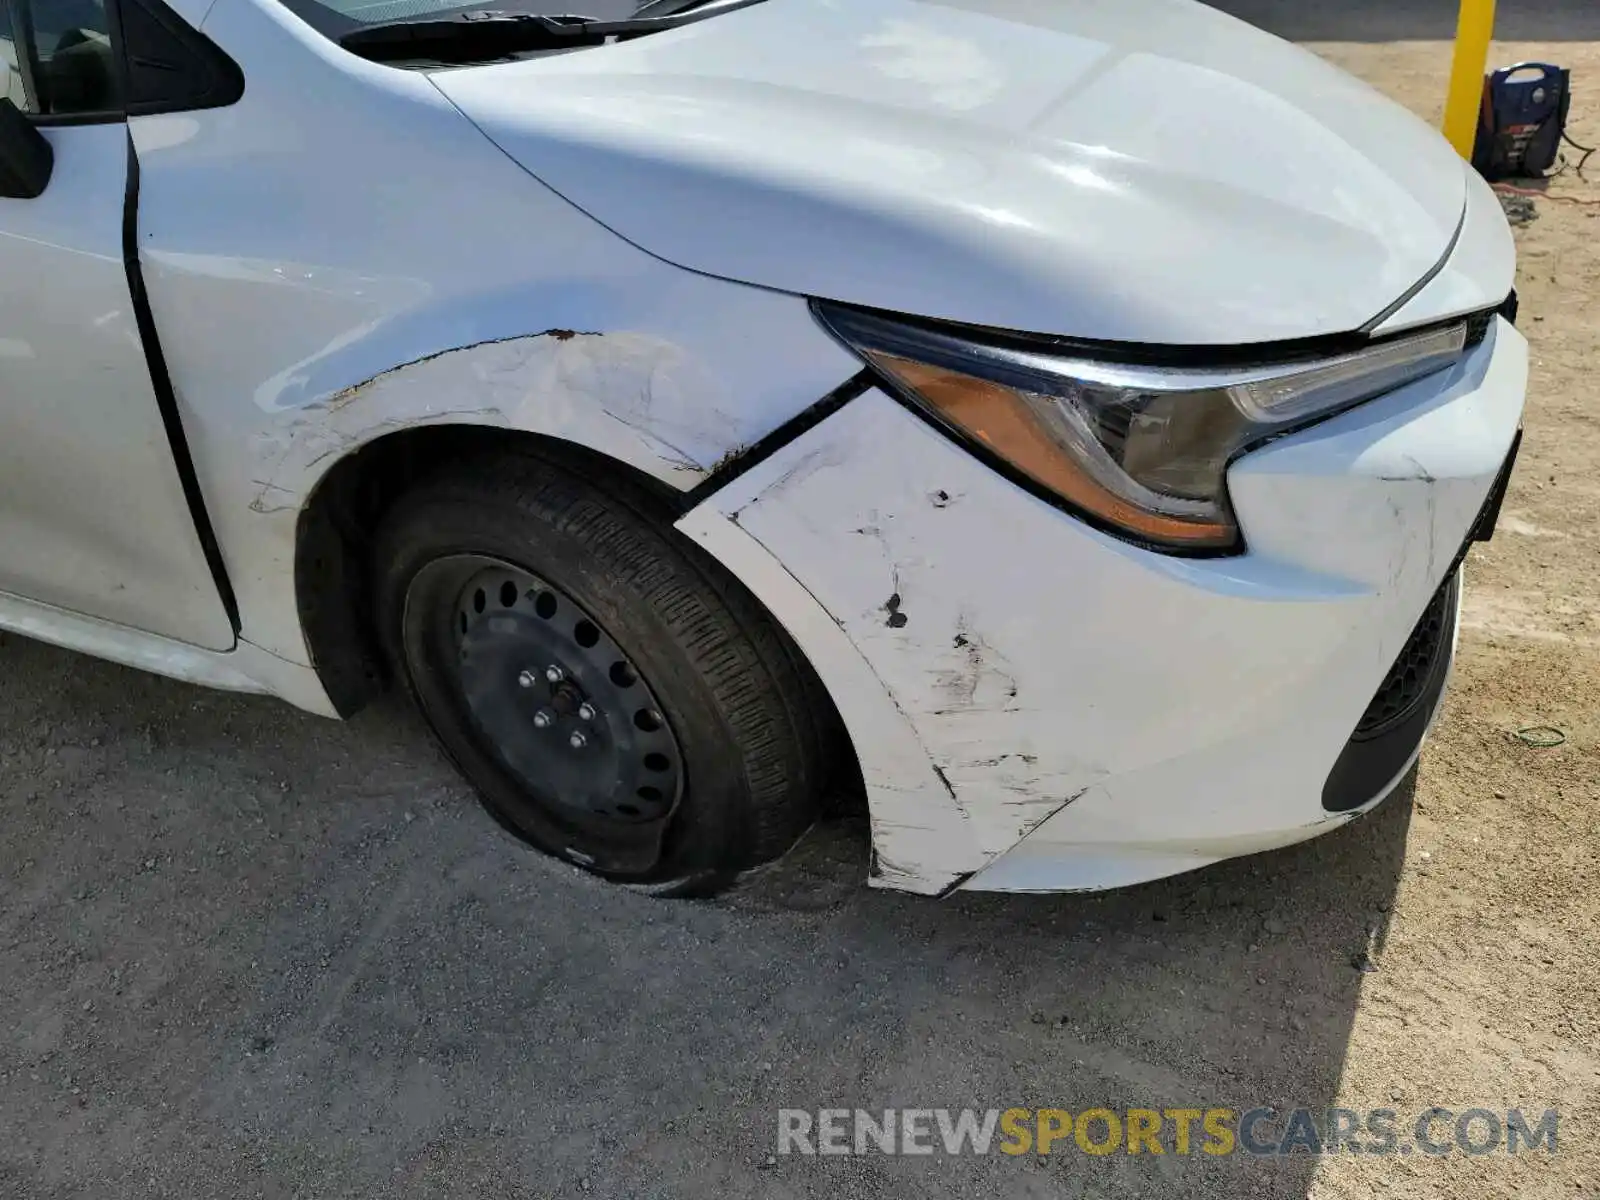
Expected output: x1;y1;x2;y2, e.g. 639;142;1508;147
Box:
1252;12;1600;1198
0;4;1596;1199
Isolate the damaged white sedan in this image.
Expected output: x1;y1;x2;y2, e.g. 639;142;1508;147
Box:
0;0;1523;894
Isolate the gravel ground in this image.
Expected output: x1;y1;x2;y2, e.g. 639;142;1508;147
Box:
0;646;1432;1200
3;5;1598;1198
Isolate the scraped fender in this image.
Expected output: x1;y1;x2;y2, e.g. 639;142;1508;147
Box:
676;504;986;895
250;329;743;514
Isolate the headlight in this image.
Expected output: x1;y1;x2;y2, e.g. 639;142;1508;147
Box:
815;303;1469;553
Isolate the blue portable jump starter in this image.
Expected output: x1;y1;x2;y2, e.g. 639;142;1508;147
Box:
1472;63;1571;180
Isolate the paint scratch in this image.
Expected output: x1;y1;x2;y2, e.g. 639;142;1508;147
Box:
883;592;908;628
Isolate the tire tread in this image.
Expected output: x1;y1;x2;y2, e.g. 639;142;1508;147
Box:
372;448;823;890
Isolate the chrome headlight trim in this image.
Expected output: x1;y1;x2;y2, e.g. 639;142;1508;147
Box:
814;302;1474;555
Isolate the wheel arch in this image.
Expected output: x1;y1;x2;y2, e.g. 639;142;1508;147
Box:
295;423;693;718
269;328;733;715
278;331;867;848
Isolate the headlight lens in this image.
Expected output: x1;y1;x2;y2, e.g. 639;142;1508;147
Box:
816;304;1469;553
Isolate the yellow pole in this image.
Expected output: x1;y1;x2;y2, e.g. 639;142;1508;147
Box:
1442;0;1497;158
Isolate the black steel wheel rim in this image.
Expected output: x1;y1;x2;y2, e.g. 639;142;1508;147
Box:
403;554;685;872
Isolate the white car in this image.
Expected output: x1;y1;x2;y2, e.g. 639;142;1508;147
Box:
0;0;1523;895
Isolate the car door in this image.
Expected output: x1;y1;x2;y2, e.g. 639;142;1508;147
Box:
0;0;234;650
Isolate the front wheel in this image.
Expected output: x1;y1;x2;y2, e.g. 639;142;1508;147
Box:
371;451;827;895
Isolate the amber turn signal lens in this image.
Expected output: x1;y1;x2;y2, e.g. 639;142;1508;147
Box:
868;353;1237;548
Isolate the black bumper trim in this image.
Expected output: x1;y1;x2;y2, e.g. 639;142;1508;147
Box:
1320;425;1521;813
1322;573;1459;813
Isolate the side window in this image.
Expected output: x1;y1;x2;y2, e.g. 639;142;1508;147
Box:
0;0;119;118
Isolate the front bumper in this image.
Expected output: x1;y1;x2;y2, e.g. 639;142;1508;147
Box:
677;318;1528;894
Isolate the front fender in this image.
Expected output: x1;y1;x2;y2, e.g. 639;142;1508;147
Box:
129;0;857;679
214;311;853;681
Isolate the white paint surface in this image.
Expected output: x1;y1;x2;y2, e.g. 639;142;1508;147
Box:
438;0;1468;343
1372;167;1517;335
0;123;235;650
0;587;333;712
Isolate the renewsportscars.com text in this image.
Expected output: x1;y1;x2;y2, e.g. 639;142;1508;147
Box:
777;1107;1558;1157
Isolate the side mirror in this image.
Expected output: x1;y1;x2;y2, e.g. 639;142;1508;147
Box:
0;96;53;199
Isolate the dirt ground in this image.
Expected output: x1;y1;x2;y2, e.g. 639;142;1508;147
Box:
1260;9;1600;1198
2;4;1598;1199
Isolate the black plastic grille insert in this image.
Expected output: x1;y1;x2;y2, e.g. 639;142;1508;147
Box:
1354;582;1455;740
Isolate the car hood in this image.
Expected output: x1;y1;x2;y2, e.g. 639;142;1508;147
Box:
434;0;1470;346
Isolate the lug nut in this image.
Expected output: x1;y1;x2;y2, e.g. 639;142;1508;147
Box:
517;670;538;689
578;702;596;721
532;709;555;729
545;665;565;683
568;731;588;750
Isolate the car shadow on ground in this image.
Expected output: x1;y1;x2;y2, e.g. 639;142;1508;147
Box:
0;634;1412;1199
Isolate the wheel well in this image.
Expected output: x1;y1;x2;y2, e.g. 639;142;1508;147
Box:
298;423;865;812
295;426;691;718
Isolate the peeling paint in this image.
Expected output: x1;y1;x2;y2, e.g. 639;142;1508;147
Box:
674;505;979;896
870;853;925;889
1402;454;1437;484
935;871;977;898
708;445;753;475
962;752;1040;769
247;481;300;516
246;330;760;514
319;331;579;410
600;409;702;475
734;445;844;516
931;612;1019;713
883;592;908;628
1013;786;1092;843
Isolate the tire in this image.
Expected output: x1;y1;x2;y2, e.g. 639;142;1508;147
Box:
371;450;825;896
